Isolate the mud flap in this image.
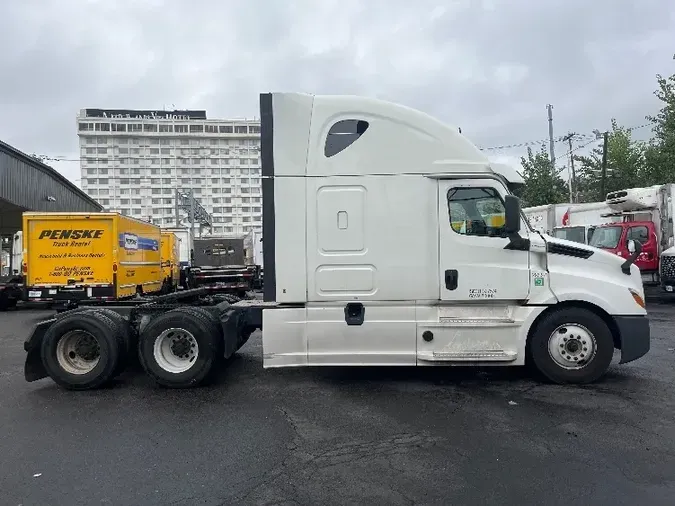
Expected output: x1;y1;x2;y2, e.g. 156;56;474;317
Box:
24;319;55;382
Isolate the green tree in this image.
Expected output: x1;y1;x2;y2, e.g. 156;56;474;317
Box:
573;119;647;202
644;56;675;185
519;146;567;206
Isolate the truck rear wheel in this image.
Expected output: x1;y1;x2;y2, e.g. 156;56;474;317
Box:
55;307;131;372
529;307;614;384
137;307;221;388
92;308;134;373
40;310;122;390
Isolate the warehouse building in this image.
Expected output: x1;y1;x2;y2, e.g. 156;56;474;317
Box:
0;139;102;274
76;108;262;235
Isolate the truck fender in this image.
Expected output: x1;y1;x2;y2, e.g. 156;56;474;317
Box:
531;290;615;316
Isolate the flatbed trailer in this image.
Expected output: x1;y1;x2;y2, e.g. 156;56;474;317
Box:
22;91;650;390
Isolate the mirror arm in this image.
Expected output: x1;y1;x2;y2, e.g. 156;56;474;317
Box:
621;241;642;275
504;231;530;251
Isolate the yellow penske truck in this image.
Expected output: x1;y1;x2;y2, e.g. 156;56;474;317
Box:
160;230;180;293
22;212;162;304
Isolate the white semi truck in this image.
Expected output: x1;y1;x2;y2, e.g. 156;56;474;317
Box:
23;92;650;390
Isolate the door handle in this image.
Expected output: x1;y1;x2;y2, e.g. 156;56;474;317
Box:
445;269;458;290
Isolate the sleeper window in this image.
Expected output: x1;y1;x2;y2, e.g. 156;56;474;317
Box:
447;187;506;238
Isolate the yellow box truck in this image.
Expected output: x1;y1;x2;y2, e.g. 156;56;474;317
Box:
22;212;162;302
160;231;180;293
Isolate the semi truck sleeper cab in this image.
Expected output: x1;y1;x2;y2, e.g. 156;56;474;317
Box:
23;92;650;390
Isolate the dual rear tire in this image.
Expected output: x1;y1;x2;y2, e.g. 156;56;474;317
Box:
41;306;225;390
41;309;130;390
137;307;222;388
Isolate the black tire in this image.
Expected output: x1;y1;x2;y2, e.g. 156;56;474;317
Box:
137;307;221;388
528;307;614;384
91;308;133;374
57;308;131;361
40;310;121;390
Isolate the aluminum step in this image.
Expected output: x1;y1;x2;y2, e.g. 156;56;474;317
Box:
418;350;518;362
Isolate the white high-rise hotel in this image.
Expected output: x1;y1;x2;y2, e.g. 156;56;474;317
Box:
76;108;261;235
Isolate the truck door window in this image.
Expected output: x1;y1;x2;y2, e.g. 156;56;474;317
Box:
553;226;585;244
447;187;506;238
627;225;649;244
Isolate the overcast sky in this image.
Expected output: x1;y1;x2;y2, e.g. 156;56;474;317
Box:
1;0;673;185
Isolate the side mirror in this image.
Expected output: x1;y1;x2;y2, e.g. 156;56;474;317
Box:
504;195;521;235
621;239;642;275
627;239;637;254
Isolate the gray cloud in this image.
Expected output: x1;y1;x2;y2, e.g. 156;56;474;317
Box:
1;0;673;183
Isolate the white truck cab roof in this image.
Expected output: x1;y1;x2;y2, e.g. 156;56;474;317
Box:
262;92;522;184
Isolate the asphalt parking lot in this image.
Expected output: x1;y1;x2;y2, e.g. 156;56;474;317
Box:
1;303;675;506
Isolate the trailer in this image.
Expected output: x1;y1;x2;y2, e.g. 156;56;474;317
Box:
160;231;180;293
244;229;263;289
163;227;193;289
587;184;675;288
23;92;650;391
189;236;257;297
523;202;620;244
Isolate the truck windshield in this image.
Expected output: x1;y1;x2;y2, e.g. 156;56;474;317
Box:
589;226;622;249
553;226;586;244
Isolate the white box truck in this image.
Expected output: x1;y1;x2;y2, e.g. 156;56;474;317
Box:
524;202;621;244
23;92;650;390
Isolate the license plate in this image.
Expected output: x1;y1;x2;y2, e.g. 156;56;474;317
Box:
28;290;41;298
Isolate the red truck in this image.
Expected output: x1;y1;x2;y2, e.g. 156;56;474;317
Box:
588;184;675;289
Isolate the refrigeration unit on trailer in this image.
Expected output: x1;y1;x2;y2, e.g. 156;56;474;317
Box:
164;227;193;289
22;212;163;304
23;92;650;391
244;229;263;289
588;184;675;289
160;231;180;293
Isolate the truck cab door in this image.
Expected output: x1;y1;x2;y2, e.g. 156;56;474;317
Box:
438;180;531;301
627;224;658;272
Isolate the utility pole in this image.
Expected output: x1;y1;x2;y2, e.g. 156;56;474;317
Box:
563;132;576;203
547;104;556;175
600;131;609;199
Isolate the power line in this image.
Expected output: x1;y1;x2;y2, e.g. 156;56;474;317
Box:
37;121;655;162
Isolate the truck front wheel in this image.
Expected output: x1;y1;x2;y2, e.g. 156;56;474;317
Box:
528;307;614;384
137;307;221;388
